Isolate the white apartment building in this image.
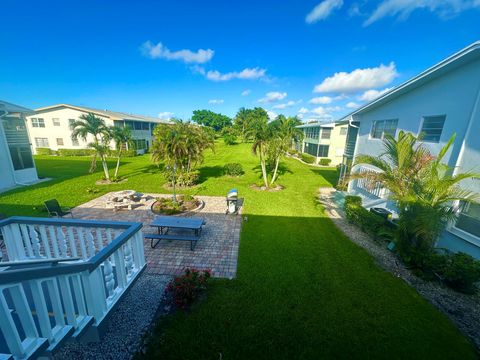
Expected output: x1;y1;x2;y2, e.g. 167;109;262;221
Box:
26;104;170;154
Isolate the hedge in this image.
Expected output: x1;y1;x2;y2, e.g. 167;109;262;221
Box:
36;148;54;155
301;153;315;164
319;158;332;166
52;148;138;157
57;149;97;156
344;196;393;239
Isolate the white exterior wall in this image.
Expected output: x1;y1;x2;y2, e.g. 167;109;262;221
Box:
26;108;114;153
349;57;480;258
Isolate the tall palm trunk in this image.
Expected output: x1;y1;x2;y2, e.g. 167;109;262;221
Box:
114;149;122;178
89;137;100;173
259;145;269;188
101;154;110;180
270;156;280;186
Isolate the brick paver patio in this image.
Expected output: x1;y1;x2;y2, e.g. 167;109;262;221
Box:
72;192;242;278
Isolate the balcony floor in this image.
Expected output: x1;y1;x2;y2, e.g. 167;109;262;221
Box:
72;192;242;279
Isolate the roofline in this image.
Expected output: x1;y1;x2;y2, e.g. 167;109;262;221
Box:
33;103;169;123
0;100;34;114
339;40;480;121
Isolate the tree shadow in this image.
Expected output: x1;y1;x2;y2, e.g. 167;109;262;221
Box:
197;166;224;183
309;168;339;187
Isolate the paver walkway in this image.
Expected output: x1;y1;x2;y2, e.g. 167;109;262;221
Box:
73;193;242;278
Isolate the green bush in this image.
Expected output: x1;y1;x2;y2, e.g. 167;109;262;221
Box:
344;198;389;239
319;158;332;166
57;148;96;156
106;149;137;157
221;127;238;145
428;252;480;293
175;171;200;187
287;148;298;156
36;148;54;155
301;153;315;164
223;163;244;176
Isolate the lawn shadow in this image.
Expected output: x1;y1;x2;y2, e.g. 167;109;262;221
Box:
197;166;224;183
309;168;339;187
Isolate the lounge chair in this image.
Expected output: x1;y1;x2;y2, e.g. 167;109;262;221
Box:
44;199;73;218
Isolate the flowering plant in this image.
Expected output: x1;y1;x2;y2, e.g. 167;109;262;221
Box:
166;268;211;309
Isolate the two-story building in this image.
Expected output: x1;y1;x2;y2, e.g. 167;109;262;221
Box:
26;104;171;154
344;41;480;258
0;100;39;192
296;121;348;165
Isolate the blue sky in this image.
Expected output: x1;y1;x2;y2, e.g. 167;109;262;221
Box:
1;0;480;122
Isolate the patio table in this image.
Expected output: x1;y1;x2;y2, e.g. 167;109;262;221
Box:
147;216;206;250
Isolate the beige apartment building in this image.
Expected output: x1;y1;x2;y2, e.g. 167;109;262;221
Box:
26;104;170;154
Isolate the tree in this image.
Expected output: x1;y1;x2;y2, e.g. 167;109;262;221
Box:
71;112;111;178
267;116;303;185
151;121;215;202
233;107;251;142
192;110;232;132
245;108;270;187
110;126;133;179
353;131;480;266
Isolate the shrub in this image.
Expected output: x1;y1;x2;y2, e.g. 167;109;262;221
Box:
287;148;298;156
36;147;54;155
344;195;362;207
344;197;389;239
223;163;244;177
428;252;480;293
319;158;332;166
166;268;211;309
301;153;315;164
57;148;96;156
106;149;137;157
176;171;200;187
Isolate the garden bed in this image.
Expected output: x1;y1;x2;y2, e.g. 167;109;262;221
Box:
151;195;204;215
249;184;284;192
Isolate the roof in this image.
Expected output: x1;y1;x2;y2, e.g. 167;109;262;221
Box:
296;121;346;129
32;104;171;124
339;41;480;121
0;100;33;115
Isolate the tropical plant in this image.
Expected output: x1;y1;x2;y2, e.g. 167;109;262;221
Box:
151;121;214;202
110;126;133;179
245;108;271;187
221;126;238;145
70;112;111;179
233;107;251;142
352;131;480;266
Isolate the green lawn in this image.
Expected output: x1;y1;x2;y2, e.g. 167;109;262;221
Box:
0;143;475;359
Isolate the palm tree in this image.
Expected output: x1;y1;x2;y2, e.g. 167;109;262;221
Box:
245;110;270;187
268;116;303;185
71;112;110;174
353;131;479;266
110;126;133;179
233;107;251;142
151;121;190;203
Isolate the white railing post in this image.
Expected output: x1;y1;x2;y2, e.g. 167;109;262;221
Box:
0;287;28;357
82;269;107;322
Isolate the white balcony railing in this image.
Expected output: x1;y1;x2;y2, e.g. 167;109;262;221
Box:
0;217;146;359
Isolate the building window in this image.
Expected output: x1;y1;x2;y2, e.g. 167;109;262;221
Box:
304;127;319;139
31;118;45;128
371;119;398;139
455;202;480;238
35;138;49;147
420;115;445;143
340;127;347;135
52;118;61;126
56;138;64;146
318;144;329;157
321;128;332;140
72;138;79;146
9;145;34;170
132;139;147;150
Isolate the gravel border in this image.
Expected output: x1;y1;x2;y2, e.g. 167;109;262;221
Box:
319;187;480;352
54;273;172;360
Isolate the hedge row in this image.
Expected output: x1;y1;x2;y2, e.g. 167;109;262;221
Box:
35;148;138;157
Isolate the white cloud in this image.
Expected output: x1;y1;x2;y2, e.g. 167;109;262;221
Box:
364;0;480;26
208;99;224;104
314;62;398;93
272;100;296;110
306;0;344;23
141;41;214;64
158;111;174;120
206;67;267;81
267;110;278;120
358;87;393;101
346;102;360;109
309;96;333;104
258;91;288;103
241;89;251;96
298;107;309;114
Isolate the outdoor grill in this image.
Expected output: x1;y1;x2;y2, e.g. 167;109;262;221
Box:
226;188;238;214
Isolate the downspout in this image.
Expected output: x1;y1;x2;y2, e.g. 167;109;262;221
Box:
0;109;32;186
